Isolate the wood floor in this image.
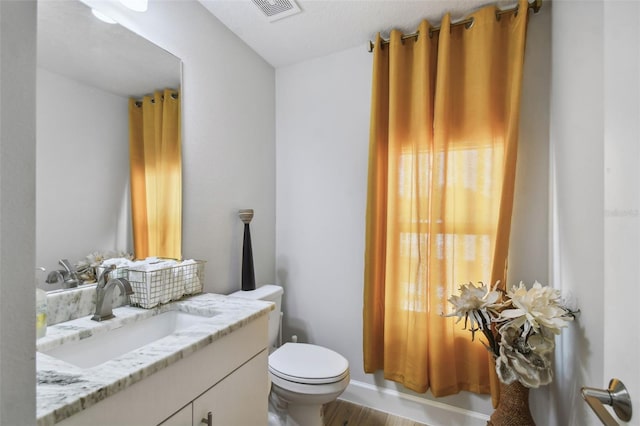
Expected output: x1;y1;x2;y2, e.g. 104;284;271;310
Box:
324;399;428;426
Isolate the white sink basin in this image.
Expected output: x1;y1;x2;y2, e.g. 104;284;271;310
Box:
41;310;216;369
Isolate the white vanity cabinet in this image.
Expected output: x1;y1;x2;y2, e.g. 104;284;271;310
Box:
192;350;267;425
161;350;267;426
159;405;191;426
59;314;269;426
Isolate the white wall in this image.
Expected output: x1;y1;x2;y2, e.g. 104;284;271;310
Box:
550;1;605;425
275;45;372;380
81;0;277;295
0;0;37;423
603;0;640;422
275;5;551;423
36;68;131;282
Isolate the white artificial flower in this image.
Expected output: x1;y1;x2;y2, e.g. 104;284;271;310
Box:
495;324;553;388
498;281;573;336
447;278;577;388
446;282;503;334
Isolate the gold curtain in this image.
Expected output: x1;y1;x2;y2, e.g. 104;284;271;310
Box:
364;0;529;402
129;89;182;260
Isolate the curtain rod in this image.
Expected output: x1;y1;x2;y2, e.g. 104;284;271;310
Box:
368;0;542;53
133;92;179;108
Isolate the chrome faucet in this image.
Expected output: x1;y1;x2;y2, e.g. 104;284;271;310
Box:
45;259;80;288
91;266;134;322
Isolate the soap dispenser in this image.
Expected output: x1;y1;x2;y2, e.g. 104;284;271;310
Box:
36;267;47;339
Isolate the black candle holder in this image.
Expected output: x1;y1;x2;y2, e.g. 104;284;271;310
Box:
239;209;256;291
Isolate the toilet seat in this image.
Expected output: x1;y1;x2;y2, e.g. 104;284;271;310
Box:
269;343;349;385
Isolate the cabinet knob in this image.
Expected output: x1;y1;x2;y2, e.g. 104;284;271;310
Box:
201;411;212;426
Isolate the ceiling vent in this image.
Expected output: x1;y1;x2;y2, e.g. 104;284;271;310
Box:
251;0;301;22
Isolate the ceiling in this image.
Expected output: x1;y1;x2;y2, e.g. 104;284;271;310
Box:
38;0;180;98
37;0;522;95
198;0;508;68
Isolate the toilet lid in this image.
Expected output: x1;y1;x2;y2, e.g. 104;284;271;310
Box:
269;343;349;385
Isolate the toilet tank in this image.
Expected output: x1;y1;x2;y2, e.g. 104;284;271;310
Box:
229;284;283;349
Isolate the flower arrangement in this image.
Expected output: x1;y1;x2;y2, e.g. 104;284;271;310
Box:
75;250;133;283
447;281;577;388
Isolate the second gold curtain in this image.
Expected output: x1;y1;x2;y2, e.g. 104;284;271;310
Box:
364;1;529;401
129;89;182;260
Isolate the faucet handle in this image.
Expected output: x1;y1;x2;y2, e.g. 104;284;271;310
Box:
58;259;79;288
96;264;116;286
58;259;76;275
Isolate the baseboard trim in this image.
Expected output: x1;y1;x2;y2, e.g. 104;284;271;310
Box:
339;380;490;426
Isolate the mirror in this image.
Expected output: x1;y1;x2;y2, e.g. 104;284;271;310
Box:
36;0;181;290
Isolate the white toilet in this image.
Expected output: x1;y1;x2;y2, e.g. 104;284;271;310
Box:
230;284;350;426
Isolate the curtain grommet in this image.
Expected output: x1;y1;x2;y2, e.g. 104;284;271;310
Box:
465;17;475;30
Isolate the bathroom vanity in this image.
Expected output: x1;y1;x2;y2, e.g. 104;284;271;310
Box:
36;293;273;426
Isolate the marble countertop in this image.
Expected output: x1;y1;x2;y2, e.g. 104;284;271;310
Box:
36;293;273;426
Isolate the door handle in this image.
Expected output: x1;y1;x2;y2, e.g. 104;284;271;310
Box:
200;411;212;426
582;378;632;425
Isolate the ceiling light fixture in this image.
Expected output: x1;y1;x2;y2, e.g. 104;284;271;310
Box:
119;0;148;12
91;9;117;24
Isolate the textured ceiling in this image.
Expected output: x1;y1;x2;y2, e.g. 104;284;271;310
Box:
198;0;505;68
38;0;180;98
38;0;522;94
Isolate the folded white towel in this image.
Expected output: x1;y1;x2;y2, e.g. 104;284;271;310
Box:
101;257;134;268
129;259;177;272
180;259;201;294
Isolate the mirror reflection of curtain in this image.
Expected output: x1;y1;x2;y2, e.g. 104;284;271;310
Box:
129;89;181;260
363;0;529;404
